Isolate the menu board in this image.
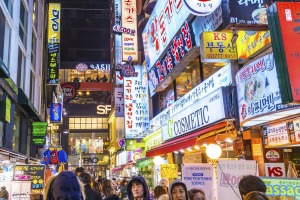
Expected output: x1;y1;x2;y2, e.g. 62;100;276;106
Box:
14;165;45;192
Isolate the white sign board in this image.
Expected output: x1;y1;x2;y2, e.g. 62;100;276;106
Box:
162;87;227;141
263;123;289;146
264;163;286;177
216;160;258;200
182;163;214;200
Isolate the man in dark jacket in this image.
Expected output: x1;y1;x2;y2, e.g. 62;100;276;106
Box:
79;172;102;200
127;176;150;200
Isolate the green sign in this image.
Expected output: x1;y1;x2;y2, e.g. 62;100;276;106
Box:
32;122;48;136
0;97;11;123
136;158;154;168
32;137;46;145
261;177;300;199
126;139;145;151
4;78;18;95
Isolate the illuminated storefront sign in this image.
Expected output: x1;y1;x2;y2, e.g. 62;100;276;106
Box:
150;63;232;131
162;87;229;141
124;65;150;138
50;103;62;124
236;53;300;127
143;129;162;151
115;87;124;117
32;122;48;137
75;63;110;71
47;3;61;85
236;31;271;63
263;123;289;146
113;25;136;36
0;97;11;123
183;0;221;16
148;21;196;90
200;31;237;62
121;0;138;62
143;0;191;70
116;63;138;77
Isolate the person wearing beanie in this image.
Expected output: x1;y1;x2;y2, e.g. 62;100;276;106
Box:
169;180;188;200
127;176;150;200
0;186;8;200
44;171;85;200
79;172;102;200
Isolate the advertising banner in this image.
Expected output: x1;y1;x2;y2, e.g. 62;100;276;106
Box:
160;164;178;178
200;31;237;62
115;87;124;117
121;0;138;62
89;138;103;153
0;96;11;123
68;151;110;166
235;53;300;126
182;163;214;200
75;138;89;154
143;129;162;151
47;3;60;85
124;65;150;138
32;122;47;136
264;163;286;177
262;123;289;146
216;160;258;200
268;2;300;103
14;165;45;192
162;87;229;141
261;177;300;199
236;31;271;63
50;103;62;124
222;0;273;29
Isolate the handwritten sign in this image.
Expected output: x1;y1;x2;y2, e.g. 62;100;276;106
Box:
160;164;178;178
14;165;45;190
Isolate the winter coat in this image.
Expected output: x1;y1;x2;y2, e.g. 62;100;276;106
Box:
0;187;8;199
84;184;102;200
169;180;188;200
127;176;150;200
44;171;85;200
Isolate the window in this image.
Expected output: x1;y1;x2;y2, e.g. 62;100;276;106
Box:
17;48;26;88
202;62;225;80
0;9;11;68
31;31;36;68
69;117;108;130
3;0;13;16
175;58;201;100
158;83;174;112
59;69;110;83
30;70;35;101
32;0;38;29
19;0;28;47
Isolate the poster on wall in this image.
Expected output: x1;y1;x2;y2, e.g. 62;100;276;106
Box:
181;163;214;200
261;177;300;199
160;164;178;178
11;181;31;200
50;103;62;124
89;138;103;153
216;160;257;200
75;138;89;154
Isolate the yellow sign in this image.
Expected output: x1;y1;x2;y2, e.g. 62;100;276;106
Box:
201;31;237;62
160;164;178;178
143;129;162;151
48;3;61;43
236;31;271;62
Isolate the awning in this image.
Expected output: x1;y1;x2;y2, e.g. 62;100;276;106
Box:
146;121;227;157
18;88;41;121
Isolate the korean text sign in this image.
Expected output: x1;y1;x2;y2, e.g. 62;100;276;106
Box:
182;163;214;200
160;164;178;178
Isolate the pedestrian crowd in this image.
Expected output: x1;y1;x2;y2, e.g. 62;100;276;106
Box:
42;168;269;200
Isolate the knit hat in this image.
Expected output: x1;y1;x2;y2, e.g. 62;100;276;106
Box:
159;178;169;188
48;171;83;200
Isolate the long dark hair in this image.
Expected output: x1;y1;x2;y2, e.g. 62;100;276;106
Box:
101;179;115;197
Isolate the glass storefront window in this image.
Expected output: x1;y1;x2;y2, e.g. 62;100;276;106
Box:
175;59;201;100
158;83;174;112
59;69;110;83
69;117;108;130
202;62;227;80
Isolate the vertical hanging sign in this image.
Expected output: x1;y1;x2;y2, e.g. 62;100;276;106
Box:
47;3;61;85
121;0;138;62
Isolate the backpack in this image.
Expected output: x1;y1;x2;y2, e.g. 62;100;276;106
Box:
41;149;51;165
50;149;59;164
57;149;68;163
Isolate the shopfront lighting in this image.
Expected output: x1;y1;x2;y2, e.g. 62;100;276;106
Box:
187;147;192;152
153;156;164;165
174;151;179;154
203;143;208;147
179;149;185;153
206;144;222;159
226;138;233;143
194;145;200;150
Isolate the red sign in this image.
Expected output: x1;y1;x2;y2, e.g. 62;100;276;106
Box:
277;3;300;102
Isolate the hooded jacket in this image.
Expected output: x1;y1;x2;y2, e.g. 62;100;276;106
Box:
127;176;150;200
44;171;85;200
169;180;188;200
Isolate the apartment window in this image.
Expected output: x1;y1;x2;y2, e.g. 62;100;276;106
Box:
19;0;28;47
3;0;13;16
31;31;36;68
0;9;11;68
17;48;26;88
30;70;35;101
69;117;108;130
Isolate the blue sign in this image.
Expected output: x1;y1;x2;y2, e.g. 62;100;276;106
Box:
50;103;62;123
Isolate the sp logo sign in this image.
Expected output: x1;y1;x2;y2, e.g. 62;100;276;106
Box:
265;163;285;177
